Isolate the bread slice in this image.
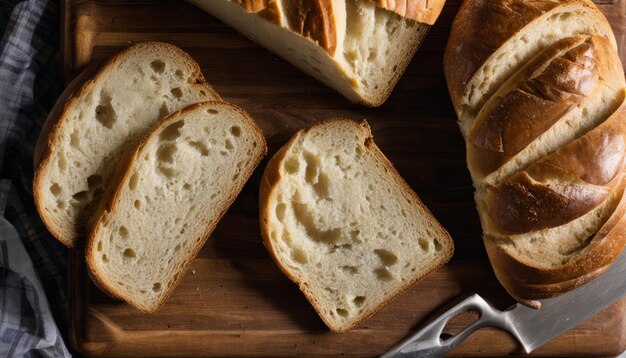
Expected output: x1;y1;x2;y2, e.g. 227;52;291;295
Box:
85;101;267;313
188;0;429;106
259;119;453;332
33;42;219;247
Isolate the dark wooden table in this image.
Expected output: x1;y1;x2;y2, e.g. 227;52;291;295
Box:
63;0;626;356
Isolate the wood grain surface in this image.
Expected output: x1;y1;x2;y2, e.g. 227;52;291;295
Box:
63;0;626;356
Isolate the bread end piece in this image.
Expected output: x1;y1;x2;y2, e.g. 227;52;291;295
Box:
260;119;453;332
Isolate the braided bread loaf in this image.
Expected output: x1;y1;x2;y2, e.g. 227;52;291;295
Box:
444;0;626;307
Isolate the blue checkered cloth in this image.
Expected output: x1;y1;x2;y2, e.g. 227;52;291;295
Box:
0;0;71;356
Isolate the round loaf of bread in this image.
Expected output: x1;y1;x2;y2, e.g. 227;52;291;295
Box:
444;0;626;307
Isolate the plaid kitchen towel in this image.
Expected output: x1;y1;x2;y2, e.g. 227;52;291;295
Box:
0;0;71;357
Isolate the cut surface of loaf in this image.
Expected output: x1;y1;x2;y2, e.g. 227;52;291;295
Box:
444;0;626;307
86;102;267;313
34;42;219;247
260;119;453;331
188;0;429;106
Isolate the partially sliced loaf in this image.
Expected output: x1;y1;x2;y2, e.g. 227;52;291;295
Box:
86;101;267;313
259;119;453;332
34;42;219;247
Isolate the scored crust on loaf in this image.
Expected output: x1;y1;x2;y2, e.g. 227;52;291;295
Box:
33;42;219;247
86;102;267;313
444;0;626;307
444;0;616;136
189;0;429;106
260;119;453;332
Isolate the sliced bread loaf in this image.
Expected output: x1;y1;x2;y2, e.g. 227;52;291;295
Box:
86;101;267;313
188;0;430;106
34;41;219;247
259;119;453;332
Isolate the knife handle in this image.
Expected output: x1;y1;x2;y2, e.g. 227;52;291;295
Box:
380;294;512;358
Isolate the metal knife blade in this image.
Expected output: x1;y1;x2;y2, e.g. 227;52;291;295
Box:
506;248;626;352
381;249;626;357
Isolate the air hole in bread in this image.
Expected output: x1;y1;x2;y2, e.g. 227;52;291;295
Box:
276;203;286;222
341;266;358;275
349;230;361;243
170;87;183;99
70;130;80;148
230;126;241;137
118;225;129;239
95;93;117;129
419;238;429;252
225;138;234;151
336;308;349;318
150;59;165;73
220;150;227;156
292;247;308;264
97;241;103;252
50;183;62;196
160;120;185;141
374;267;394;281
133;199;141;210
157;143;178;164
152;282;162;292
159;102;169;119
57;152;67;171
87;174;103;189
175;69;184;79
159;167;176;179
353;296;365;307
433;239;442;252
207;109;218;115
174;244;181;252
375;249;398;266
72;190;90;202
183;183;191;191
303;151;320;184
123;248;136;259
189;141;209;156
102;254;109;263
284;156;299;174
312;172;330;198
292;202;343;244
128;172;139;190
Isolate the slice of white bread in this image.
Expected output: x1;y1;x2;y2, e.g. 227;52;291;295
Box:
259;119;453;332
85;101;267;313
188;0;429;106
33;42;219;247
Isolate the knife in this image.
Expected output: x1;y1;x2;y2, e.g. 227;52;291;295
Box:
381;249;626;357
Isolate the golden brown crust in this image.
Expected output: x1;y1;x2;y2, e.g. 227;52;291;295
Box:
369;0;445;25
485;181;626;307
484;100;626;234
466;36;606;179
259;118;453;332
443;0;609;114
283;0;337;54
32;41;220;248
85;101;267;313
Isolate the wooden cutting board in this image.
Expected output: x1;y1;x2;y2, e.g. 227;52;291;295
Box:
64;0;626;356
